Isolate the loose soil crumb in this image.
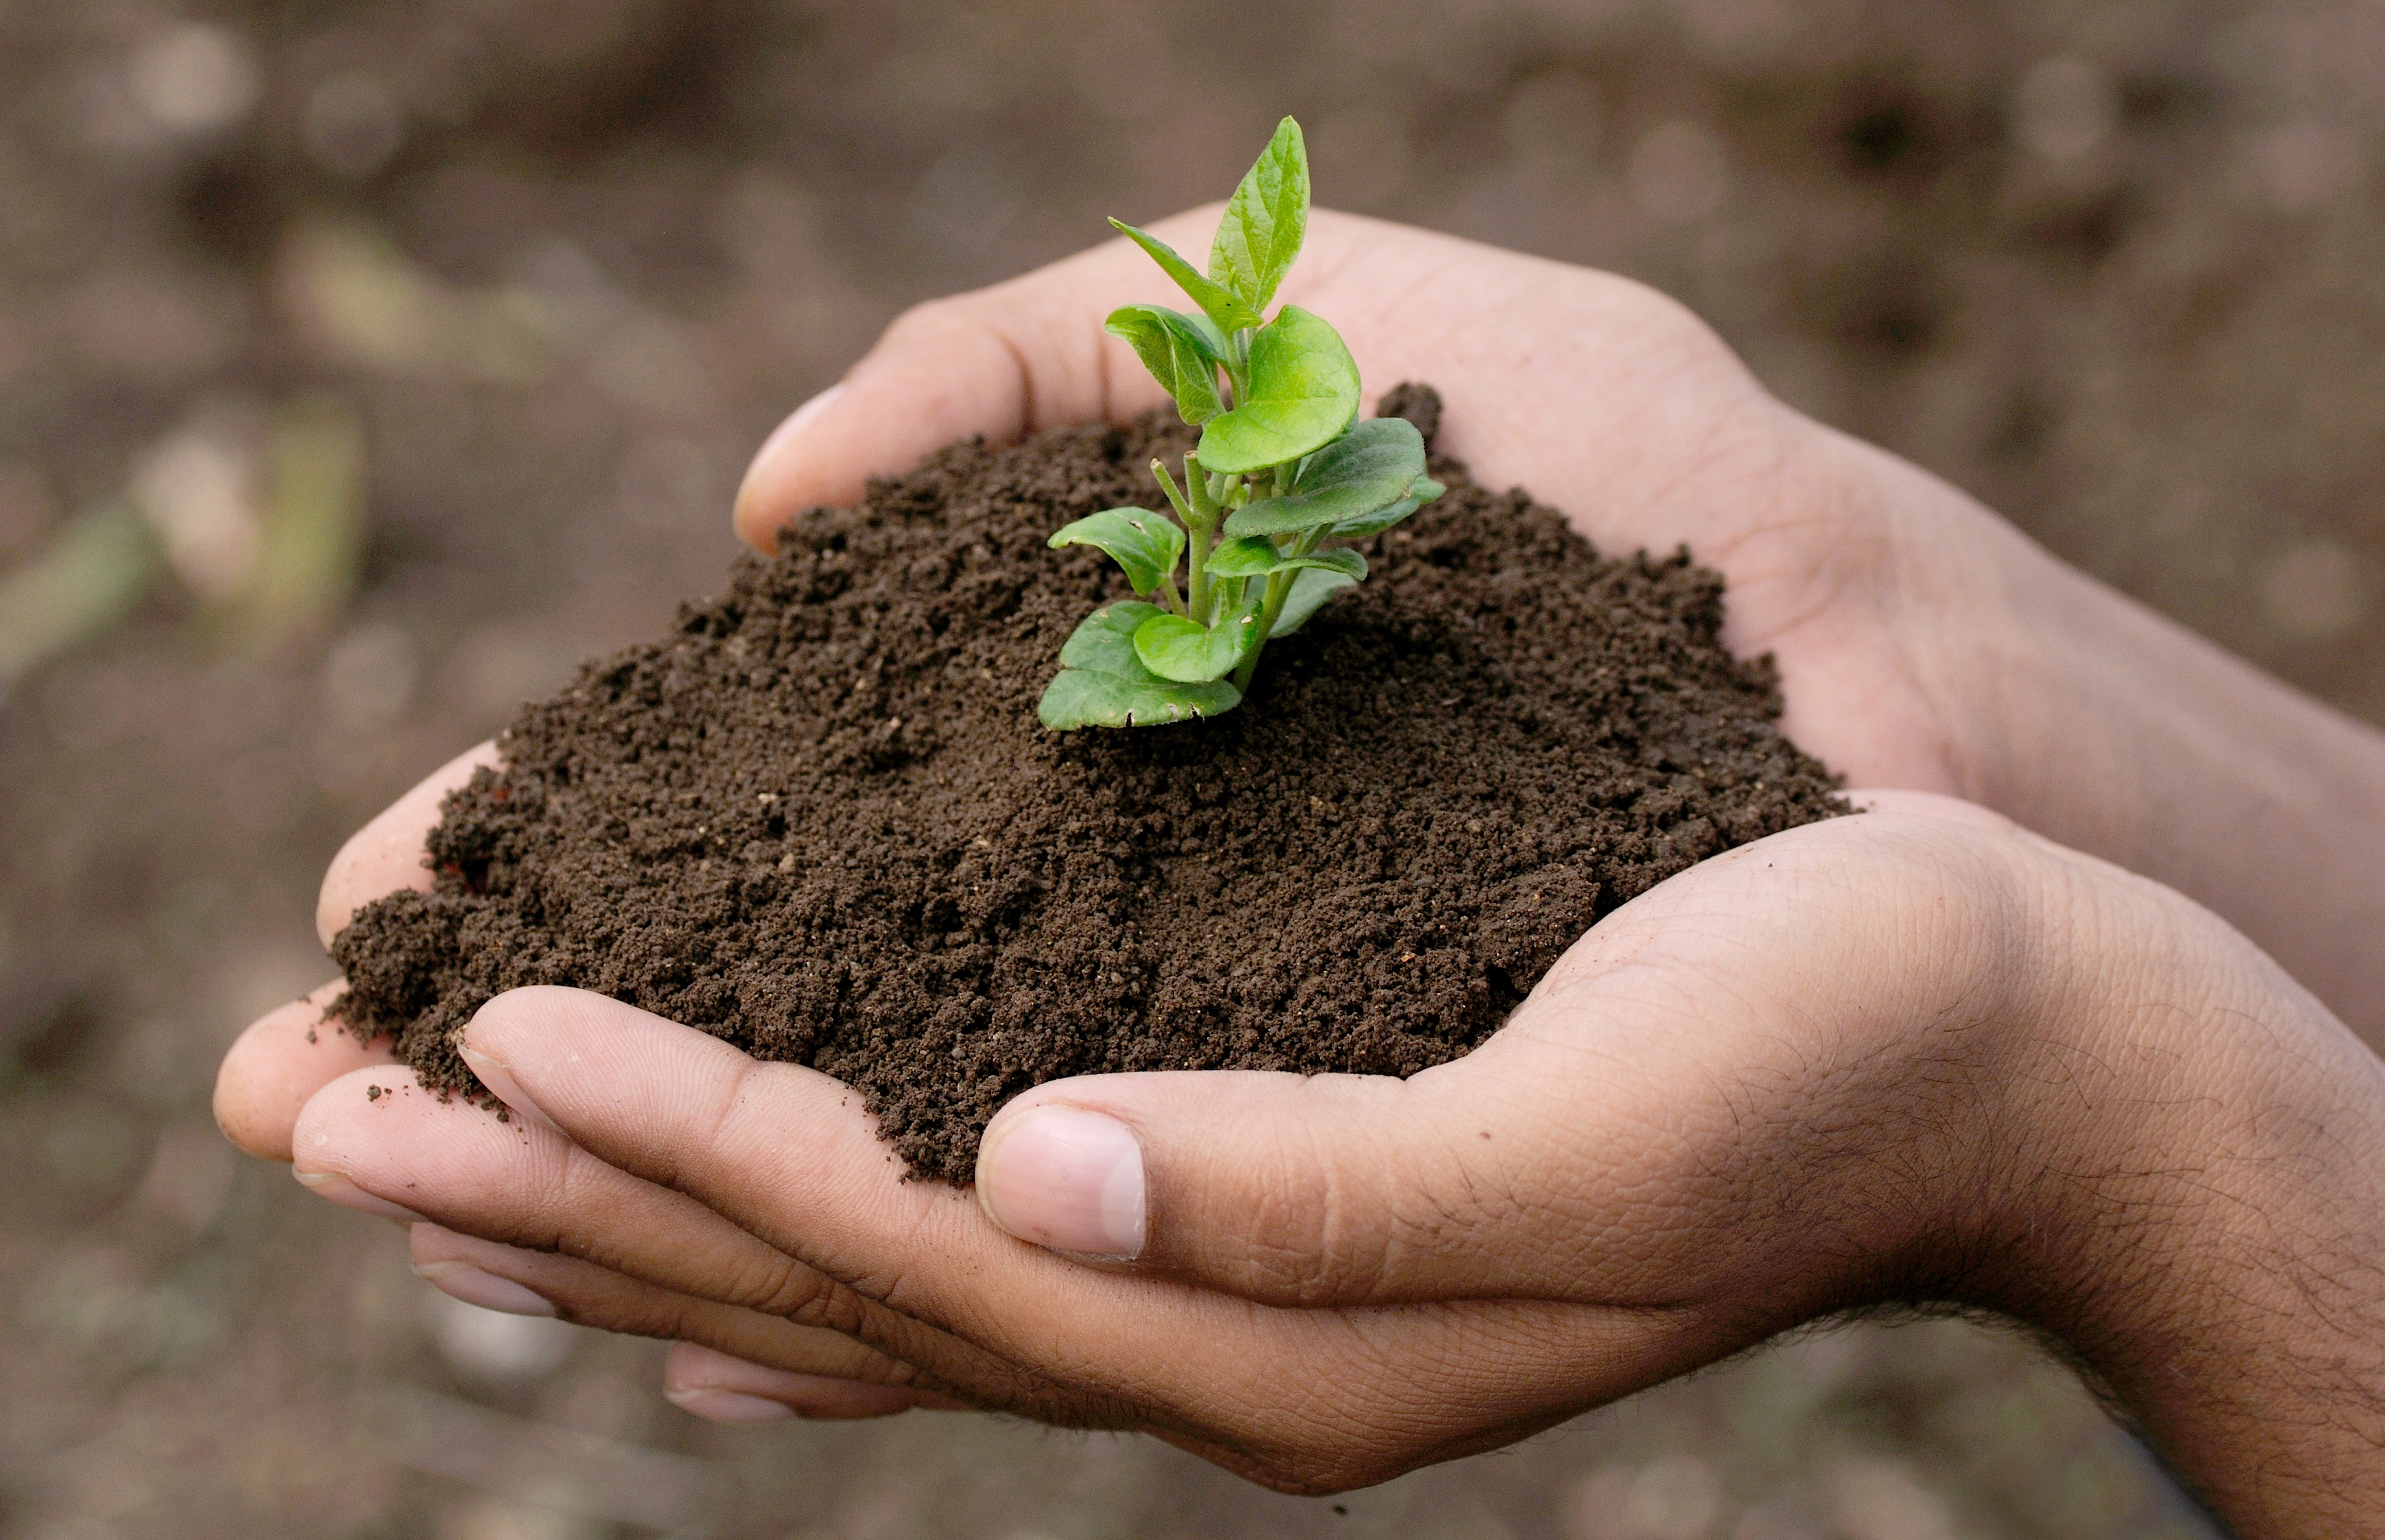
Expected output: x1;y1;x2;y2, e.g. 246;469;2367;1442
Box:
332;389;1847;1182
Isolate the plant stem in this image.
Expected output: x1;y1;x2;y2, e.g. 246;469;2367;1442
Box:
1151;458;1194;524
1155;568;1187;617
1184;455;1217;519
1179;453;1217;622
1229;526;1326;692
1233;572;1293;692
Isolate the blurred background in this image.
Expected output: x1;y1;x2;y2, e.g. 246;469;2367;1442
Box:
1;0;2377;1535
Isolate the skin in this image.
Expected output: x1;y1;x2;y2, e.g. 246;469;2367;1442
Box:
217;211;2385;1530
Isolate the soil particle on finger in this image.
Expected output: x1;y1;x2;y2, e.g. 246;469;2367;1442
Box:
330;388;1847;1183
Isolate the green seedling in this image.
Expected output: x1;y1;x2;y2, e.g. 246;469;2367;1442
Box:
1037;117;1444;730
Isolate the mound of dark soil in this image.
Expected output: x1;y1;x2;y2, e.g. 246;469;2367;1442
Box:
331;388;1846;1182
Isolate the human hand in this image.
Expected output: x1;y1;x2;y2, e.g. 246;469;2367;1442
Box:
734;208;2385;1038
215;206;1976;1156
238;788;2385;1531
212;208;2385;1528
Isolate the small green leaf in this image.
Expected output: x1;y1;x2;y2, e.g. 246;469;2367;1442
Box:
1269;567;1358;637
1222;416;1426;537
1205;536;1367;582
1333;475;1445;539
1040;601;1241;728
1103;305;1226;425
1209;117;1309;315
1133;607;1263;683
1059;600;1166;673
1109;220;1263;334
1195;307;1360;474
1038;667;1241;728
1049;509;1186;595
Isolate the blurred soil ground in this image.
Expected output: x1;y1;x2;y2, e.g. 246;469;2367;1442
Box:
2;0;2377;1536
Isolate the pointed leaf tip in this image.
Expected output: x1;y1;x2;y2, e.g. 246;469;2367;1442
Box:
1209;118;1310;316
1109;219;1262;334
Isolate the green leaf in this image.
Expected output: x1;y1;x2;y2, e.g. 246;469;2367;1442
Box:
1059;599;1164;673
1194;307;1360;474
1222;416;1426;537
1269;567;1358;637
1103;305;1226;425
1333;475;1445;539
1109;220;1263;334
1038;667;1241;729
1205;536;1366;582
1209;117;1309;315
1039;602;1241;728
1049;508;1186;595
1132;606;1264;683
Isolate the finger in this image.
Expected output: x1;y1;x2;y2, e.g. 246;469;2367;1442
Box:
730;214;1212;550
662;1341;965;1422
221;739;501;1163
972;792;2040;1312
450;987;1697;1484
734;208;1794;570
292;1062;1072;1419
316;740;502;948
214;980;397;1161
408;1224;957;1418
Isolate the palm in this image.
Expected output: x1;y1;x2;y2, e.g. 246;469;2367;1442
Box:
1280;217;1974;793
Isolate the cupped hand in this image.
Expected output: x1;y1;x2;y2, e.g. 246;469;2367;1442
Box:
214;207;2385;1527
737;206;2004;801
215;210;2009;1219
259;788;2385;1529
729;206;2385;1038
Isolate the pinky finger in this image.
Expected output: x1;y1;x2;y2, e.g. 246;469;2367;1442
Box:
663;1341;968;1422
408;1223;966;1419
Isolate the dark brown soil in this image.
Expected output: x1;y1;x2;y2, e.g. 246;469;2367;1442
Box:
330;389;1847;1182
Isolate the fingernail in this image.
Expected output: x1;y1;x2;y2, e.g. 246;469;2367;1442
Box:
457;1042;561;1133
737;383;844;505
293;1168;426;1223
780;380;846;441
974;1104;1146;1260
665;1387;797;1423
413;1259;557;1318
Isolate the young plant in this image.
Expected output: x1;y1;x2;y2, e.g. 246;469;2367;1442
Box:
1037;117;1444;730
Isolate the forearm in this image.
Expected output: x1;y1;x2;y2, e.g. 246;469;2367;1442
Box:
1871;445;2385;1046
2006;559;2385;1044
1978;871;2385;1534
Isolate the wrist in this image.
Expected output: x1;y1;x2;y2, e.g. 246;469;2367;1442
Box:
1824;430;2385;1040
1962;851;2385;1534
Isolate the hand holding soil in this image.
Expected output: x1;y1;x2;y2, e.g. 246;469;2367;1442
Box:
255;793;2385;1532
216;208;2385;1532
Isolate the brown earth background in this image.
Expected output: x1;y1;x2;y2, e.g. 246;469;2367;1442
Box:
2;1;2378;1537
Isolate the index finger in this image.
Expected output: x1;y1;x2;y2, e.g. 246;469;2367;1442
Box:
729;208;1209;550
216;740;500;1161
315;740;501;948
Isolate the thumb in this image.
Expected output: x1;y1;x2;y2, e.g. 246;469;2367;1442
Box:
970;796;2049;1313
970;1044;1602;1309
729;209;1221;551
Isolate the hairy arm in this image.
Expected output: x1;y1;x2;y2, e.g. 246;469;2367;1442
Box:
1840;437;2385;1048
1952;838;2385;1530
